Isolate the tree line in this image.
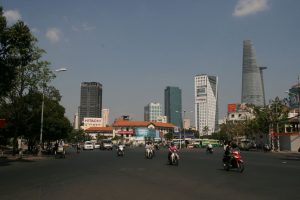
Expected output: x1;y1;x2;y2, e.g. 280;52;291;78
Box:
0;7;73;152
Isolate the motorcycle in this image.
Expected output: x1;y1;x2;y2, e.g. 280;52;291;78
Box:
145;148;154;159
117;145;124;156
206;146;213;154
76;143;81;153
54;146;66;158
263;144;271;152
223;150;244;173
169;150;179;166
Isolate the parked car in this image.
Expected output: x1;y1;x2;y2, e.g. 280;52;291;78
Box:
238;139;256;151
94;143;101;149
100;139;113;150
83;141;94;150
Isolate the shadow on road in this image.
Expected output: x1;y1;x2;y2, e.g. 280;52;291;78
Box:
0;157;35;166
280;154;300;161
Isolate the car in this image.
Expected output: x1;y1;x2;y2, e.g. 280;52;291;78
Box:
83;141;94;150
94;143;101;149
100;139;113;150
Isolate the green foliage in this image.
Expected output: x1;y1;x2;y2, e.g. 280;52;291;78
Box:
68;129;85;143
0;7;17;98
164;132;173;140
202;126;209;135
97;134;108;141
0;6;72;146
219;98;289;141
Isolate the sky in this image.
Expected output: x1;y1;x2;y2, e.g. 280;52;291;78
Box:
1;0;300;125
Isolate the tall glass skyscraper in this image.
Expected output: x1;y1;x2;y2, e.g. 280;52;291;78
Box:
194;74;218;135
79;82;102;125
241;40;266;106
164;86;182;128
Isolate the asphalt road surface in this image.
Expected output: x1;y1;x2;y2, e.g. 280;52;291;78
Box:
1;147;300;200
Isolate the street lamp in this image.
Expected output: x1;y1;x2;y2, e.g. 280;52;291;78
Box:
38;68;67;156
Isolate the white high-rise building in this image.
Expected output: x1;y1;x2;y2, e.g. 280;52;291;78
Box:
144;102;162;121
194;74;218;135
183;118;191;129
102;108;110;126
73;112;79;130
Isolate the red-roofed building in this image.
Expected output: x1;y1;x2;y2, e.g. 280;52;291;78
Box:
85;119;175;143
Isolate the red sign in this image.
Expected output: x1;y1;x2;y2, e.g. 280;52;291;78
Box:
0;119;6;128
227;103;237;113
118;130;134;135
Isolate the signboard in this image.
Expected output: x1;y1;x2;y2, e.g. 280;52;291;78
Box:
135;128;156;137
83;117;103;128
196;86;206;97
227;103;237;113
118;130;134;135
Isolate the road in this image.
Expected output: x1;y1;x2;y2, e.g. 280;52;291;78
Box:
0;147;300;200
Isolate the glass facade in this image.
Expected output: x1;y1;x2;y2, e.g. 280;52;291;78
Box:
79;82;102;125
241;40;266;106
288;83;300;109
164;86;182;128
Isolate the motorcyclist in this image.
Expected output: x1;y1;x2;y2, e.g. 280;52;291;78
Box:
145;141;154;157
117;142;124;153
207;143;213;152
223;141;232;163
168;142;178;162
76;142;81;153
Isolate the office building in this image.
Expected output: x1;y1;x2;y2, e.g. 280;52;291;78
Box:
241;40;266;106
144;102;162;121
164;86;182;128
79;82;102;125
194;74;218;135
102;108;110;126
73;112;79;130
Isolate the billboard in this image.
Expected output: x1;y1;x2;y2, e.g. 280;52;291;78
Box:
83;117;103;128
135;128;156;137
118;130;134;135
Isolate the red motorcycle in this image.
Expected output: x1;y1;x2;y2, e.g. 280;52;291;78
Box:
223;150;244;173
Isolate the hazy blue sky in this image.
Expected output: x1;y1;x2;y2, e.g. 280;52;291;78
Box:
2;0;300;124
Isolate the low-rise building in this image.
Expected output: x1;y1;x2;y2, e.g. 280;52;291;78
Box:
84;119;175;145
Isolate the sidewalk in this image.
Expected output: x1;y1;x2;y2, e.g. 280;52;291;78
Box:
0;153;49;163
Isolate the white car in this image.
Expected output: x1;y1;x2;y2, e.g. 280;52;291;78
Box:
94;143;101;149
83;141;94;150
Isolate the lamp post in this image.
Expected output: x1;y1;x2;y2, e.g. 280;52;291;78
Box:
38;68;67;156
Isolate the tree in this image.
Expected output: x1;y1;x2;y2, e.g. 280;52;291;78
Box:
0;7;15;98
164;132;173;141
0;9;71;152
202;126;209;136
218;99;289;149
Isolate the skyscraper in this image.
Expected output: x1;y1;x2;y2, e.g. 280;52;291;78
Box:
241;40;266;106
144;102;162;121
164;86;182;128
194;74;218;135
79;82;102;125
